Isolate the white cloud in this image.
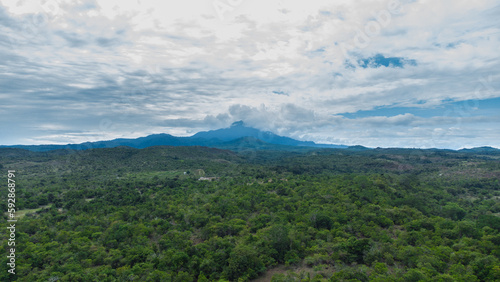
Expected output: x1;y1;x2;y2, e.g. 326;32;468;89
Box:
0;0;499;148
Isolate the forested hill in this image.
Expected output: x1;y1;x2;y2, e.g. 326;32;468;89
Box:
0;146;499;281
0;121;347;152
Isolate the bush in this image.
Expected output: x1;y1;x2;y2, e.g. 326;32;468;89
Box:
403;269;427;282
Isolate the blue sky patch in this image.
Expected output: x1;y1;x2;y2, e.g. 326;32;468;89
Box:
358;54;417;68
340;97;500;119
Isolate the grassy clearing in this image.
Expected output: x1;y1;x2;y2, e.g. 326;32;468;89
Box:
124;170;192;180
10;204;52;219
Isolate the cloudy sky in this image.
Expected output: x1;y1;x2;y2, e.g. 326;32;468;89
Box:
1;0;499;149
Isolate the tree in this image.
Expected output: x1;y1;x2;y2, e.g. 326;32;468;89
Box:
267;225;290;263
442;203;466;221
226;245;265;280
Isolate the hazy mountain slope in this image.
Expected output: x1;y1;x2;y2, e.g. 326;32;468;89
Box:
1;121;346;151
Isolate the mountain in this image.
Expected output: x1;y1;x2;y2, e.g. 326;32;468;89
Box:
458;146;500;155
1;134;218;152
193;121;346;148
0;121;347;152
3;122;498;153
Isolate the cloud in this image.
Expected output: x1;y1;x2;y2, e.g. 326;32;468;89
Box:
0;0;499;148
272;90;289;96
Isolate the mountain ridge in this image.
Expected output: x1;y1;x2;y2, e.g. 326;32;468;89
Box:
2;121;498;153
192;121;343;148
0;121;347;152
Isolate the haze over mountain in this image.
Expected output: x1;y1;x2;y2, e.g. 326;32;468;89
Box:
0;121;347;152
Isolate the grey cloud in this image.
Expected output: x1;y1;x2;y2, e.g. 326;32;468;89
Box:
281;104;315;121
355;113;417;126
56;31;89;47
158;114;231;130
95;37;115;47
1;1;499;148
66;0;99;12
0;5;15;28
272;90;289;96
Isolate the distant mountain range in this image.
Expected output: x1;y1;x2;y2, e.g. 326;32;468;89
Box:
2;121;498;154
1;121;348;152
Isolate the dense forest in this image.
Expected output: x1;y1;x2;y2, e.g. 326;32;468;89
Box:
1;146;499;281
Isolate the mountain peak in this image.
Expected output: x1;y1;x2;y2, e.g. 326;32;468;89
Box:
230;120;246;127
2;121;347;151
189;122;345;149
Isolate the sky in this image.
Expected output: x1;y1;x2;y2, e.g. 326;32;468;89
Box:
0;0;499;149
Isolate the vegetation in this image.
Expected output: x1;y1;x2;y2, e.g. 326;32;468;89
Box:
0;146;499;281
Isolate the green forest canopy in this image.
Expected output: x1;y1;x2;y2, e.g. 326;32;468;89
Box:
0;146;499;281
